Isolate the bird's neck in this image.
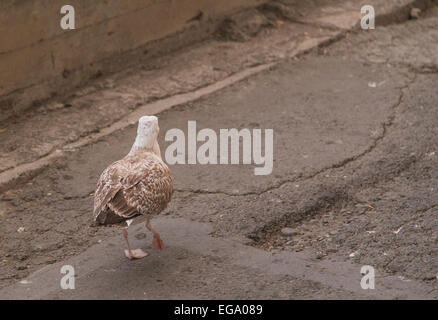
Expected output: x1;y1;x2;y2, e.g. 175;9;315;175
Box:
129;138;161;158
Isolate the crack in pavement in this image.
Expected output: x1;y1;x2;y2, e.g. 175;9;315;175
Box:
174;75;416;198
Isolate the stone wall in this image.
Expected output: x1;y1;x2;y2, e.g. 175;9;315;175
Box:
0;0;264;120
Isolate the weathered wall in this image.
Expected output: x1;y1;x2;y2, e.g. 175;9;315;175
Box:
0;0;264;120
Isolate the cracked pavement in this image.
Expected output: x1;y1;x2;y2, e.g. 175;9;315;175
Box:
1;2;438;299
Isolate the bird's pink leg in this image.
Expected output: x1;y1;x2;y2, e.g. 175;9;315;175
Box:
122;228;148;259
146;219;166;250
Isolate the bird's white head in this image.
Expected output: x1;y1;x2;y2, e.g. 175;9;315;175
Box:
130;116;161;156
137;115;159;140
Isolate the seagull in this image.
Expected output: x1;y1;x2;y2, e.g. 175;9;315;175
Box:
91;116;174;259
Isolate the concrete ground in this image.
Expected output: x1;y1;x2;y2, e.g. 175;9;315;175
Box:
1;0;438;299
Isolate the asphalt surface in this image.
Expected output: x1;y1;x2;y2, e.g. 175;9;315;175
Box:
1;4;438;299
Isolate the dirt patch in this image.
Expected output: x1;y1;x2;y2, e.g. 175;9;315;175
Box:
215;8;275;41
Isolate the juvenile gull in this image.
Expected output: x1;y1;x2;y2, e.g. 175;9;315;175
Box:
91;116;174;259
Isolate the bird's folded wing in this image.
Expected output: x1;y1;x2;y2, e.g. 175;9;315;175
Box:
93;155;173;221
124;164;174;215
107;189;139;219
120;156;173;214
93;160;126;219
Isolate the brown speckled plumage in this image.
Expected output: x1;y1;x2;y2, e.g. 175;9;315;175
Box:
92;150;173;227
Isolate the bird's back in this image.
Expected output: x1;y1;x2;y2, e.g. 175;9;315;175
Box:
92;151;174;227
